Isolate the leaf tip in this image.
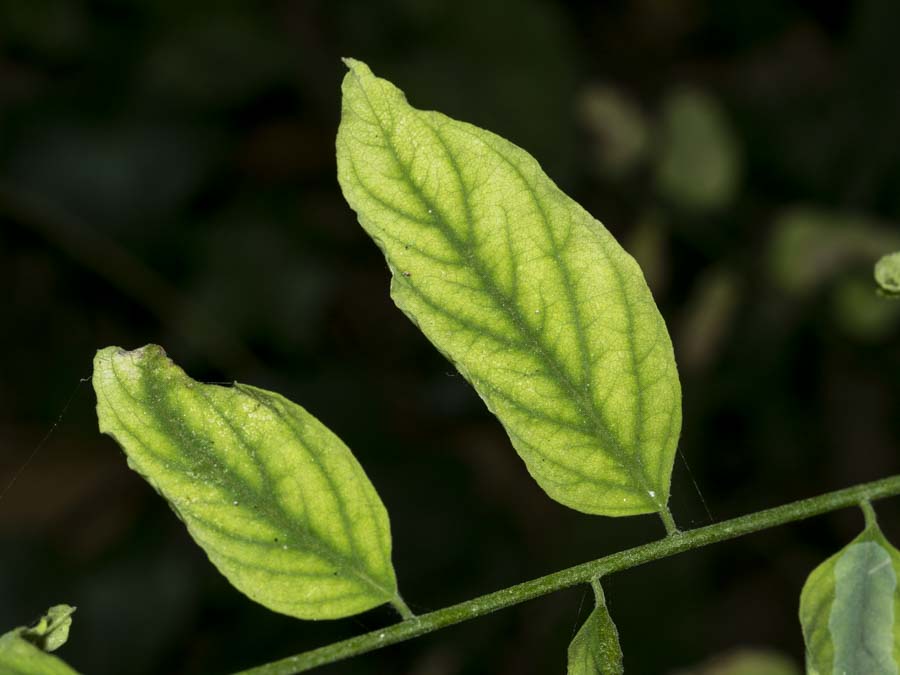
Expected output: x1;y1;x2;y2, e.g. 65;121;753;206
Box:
341;57;374;79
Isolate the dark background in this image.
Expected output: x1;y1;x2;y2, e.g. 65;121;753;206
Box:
2;1;900;673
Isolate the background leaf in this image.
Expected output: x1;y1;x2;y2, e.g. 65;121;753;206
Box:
799;512;900;675
654;88;741;213
336;59;681;518
768;207;900;296
671;647;800;675
567;581;624;675
92;345;399;620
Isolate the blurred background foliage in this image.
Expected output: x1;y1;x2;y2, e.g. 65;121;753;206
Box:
1;1;899;673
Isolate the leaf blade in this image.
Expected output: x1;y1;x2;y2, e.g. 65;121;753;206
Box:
337;59;681;516
93;345;398;620
568;582;624;675
799;517;900;674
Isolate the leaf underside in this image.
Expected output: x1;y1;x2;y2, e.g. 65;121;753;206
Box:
568;583;624;675
799;519;900;674
337;59;681;516
93;345;398;620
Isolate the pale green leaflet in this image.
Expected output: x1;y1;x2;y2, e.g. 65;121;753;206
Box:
336;59;682;521
93;345;403;620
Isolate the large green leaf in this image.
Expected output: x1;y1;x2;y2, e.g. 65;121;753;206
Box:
568;581;624;675
799;512;900;674
0;605;80;675
336;59;681;518
93;345;399;620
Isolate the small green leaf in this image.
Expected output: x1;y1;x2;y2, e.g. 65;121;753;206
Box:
93;345;398;620
577;84;650;179
876;251;900;297
799;510;900;675
568;581;624;675
337;59;681;517
0;606;80;675
655;88;741;212
19;605;75;653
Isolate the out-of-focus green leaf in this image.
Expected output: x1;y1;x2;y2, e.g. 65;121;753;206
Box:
769;207;900;295
577;84;650;179
568;581;623;675
93;345;399;620
337;59;681;518
0;605;80;675
671;648;799;675
655;88;741;212
0;2;88;59
832;276;900;340
678;268;741;372
875;251;900;297
799;512;900;675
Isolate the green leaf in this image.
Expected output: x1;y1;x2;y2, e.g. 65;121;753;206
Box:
876;251;900;297
93;345;399;620
336;59;681;518
0;606;80;675
18;605;75;653
799;510;900;675
768;207;900;295
655;87;741;212
577;84;650;180
568;581;624;675
832;276;900;340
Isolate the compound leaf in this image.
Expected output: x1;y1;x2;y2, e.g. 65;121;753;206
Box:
337;59;681;517
93;345;398;620
0;605;80;675
568;581;624;675
799;510;900;674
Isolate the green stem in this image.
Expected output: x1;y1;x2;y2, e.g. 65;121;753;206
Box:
589;577;605;603
861;499;878;529
659;505;679;536
233;474;900;675
390;595;415;621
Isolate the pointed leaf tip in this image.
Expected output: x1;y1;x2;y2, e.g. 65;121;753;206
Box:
93;345;398;620
336;60;681;517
